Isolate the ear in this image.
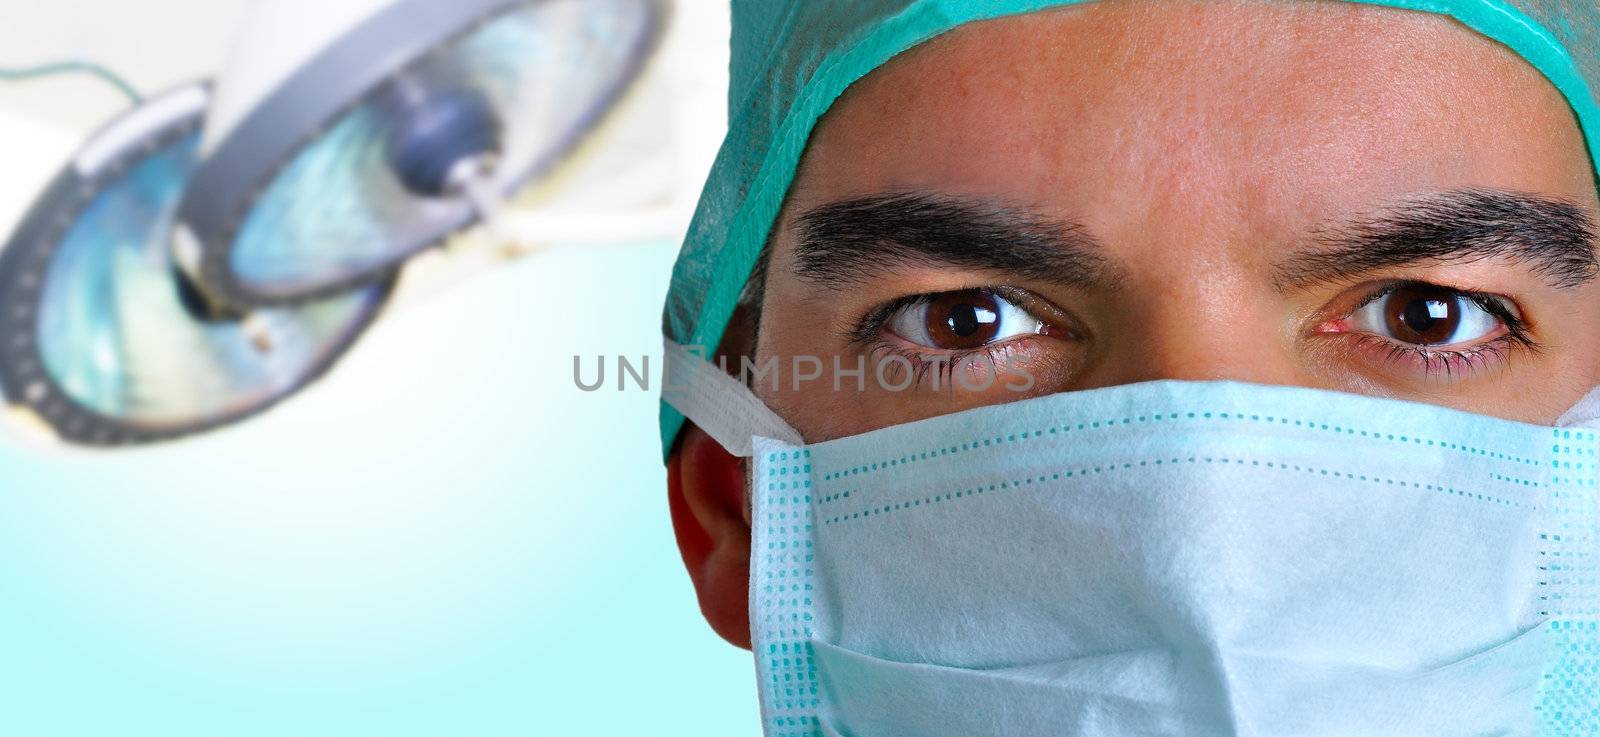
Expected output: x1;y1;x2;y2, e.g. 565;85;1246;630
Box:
667;420;752;649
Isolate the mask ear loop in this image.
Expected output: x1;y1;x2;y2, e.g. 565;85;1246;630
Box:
1557;384;1600;429
662;339;803;457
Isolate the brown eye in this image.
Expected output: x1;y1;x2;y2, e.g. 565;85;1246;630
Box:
1350;284;1502;347
886;289;1047;351
1385;285;1460;345
925;291;1001;349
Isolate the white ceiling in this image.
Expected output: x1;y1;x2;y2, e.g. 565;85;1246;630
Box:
0;0;253;131
0;1;731;136
0;0;732;235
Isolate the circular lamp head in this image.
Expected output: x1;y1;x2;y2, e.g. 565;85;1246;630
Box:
0;82;393;446
178;0;666;306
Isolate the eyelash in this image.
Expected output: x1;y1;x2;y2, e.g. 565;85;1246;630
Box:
867;340;1025;389
1350;334;1522;376
1340;281;1542;377
848;281;1542;388
848;292;937;344
847;290;1048;390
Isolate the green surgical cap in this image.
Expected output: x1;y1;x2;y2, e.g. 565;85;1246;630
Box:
659;0;1600;454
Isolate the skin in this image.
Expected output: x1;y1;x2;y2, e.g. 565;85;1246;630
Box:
669;0;1600;648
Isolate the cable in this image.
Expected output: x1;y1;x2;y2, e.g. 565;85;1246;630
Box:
0;60;143;105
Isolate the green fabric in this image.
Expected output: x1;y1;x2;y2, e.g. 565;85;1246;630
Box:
661;0;1600;456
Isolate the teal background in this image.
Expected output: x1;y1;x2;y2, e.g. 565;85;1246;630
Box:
0;241;757;735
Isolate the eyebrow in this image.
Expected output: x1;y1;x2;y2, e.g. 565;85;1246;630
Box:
790;188;1600;294
1275;188;1599;291
790;191;1119;290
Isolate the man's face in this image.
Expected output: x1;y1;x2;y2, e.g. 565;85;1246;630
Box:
752;0;1600;441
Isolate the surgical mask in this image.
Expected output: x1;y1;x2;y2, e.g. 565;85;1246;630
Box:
662;341;1600;737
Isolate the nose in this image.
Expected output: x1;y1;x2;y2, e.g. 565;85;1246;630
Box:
1077;277;1306;389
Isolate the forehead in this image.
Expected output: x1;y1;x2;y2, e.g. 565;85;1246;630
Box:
787;0;1596;239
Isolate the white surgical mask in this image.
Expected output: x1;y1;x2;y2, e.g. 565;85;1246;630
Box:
662;341;1600;737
